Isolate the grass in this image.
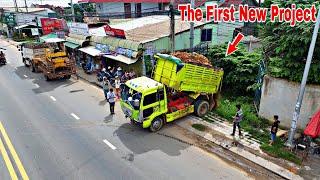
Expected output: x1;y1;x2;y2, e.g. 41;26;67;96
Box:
260;140;303;165
192;123;207;132
211;96;302;165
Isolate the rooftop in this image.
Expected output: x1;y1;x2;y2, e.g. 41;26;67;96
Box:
3;7;55;13
112;15;206;43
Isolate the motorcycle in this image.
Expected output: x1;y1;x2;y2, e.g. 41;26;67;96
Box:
0;56;6;66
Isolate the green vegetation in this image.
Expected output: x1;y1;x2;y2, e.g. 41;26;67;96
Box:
261;141;303;165
211;97;302;164
261;0;320;84
192;124;207;132
208;44;262;96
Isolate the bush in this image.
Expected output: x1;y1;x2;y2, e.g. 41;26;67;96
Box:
208;44;262;96
214;97;268;130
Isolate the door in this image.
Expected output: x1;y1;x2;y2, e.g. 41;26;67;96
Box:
124;3;131;18
135;3;141;17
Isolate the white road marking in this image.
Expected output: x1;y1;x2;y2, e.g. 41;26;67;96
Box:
23;75;28;78
70;113;80;120
50;96;56;101
103;139;117;150
34;84;40;88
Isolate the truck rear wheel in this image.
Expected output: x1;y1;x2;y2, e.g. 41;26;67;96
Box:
30;63;35;72
194;100;209;117
149;117;164;132
65;75;71;79
45;75;51;81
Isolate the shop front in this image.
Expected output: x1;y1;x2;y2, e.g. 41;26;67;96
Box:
78;45;103;74
64;33;90;66
90;36;143;76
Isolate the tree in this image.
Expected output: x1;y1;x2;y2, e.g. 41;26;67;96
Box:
64;3;95;22
261;0;320;84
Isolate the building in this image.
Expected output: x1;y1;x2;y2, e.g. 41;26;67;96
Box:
1;7;57;39
72;15;209;77
80;0;170;19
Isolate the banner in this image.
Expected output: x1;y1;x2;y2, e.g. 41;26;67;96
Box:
68;22;90;36
104;24;126;39
40;18;67;35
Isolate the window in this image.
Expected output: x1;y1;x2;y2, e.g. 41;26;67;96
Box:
201;29;212;42
143;92;157;106
158;88;165;101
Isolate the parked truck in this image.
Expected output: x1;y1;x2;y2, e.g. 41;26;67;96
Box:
20;42;76;81
120;53;224;132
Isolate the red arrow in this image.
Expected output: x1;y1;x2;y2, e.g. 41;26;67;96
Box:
226;33;244;56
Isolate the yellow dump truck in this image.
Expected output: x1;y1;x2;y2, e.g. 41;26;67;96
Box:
120;53;224;132
21;42;76;81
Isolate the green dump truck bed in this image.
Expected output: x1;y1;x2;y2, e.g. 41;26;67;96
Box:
153;53;224;94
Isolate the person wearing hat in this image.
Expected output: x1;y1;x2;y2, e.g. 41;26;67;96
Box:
115;67;123;78
115;76;121;99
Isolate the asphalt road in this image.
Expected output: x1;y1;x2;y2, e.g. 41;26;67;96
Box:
0;39;251;180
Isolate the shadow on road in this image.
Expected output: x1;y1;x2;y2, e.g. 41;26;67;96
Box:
14;66;77;94
114;123;189;156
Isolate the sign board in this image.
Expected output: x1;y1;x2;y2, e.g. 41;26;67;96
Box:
96;44;109;53
4;13;15;27
31;28;39;36
174;0;206;8
68;22;90;36
104;24;126;39
56;31;65;38
40;18;67;35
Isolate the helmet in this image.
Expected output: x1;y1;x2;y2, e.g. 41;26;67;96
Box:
117;67;122;71
108;66;111;70
102;68;106;72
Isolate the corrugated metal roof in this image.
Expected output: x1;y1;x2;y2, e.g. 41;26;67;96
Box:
122;16;206;43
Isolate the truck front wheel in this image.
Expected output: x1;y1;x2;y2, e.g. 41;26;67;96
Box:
194;100;209;117
149;117;164;132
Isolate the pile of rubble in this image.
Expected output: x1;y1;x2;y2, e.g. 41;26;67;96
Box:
171;52;212;67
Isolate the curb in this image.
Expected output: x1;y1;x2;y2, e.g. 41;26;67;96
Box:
176;117;303;180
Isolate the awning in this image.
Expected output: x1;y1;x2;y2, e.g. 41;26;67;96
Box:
79;46;101;56
14;24;36;30
44;38;65;43
104;54;138;65
64;42;80;49
66;37;87;46
40;33;58;42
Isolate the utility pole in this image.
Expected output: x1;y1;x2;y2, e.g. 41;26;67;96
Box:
286;9;320;148
24;0;28;13
169;0;175;52
71;0;76;22
34;16;40;42
189;0;194;52
13;0;18;12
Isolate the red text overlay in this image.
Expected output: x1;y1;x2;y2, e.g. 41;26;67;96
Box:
178;4;318;26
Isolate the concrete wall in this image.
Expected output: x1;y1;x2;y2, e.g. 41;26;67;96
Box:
259;76;320;129
96;2;159;15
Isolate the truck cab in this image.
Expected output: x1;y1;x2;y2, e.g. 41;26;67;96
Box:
120;77;168;131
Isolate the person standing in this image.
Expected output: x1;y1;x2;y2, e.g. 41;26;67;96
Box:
115;76;121;99
107;88;116;114
269;115;280;145
102;77;109;99
231;104;243;137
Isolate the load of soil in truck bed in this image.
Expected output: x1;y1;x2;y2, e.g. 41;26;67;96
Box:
171;52;212;67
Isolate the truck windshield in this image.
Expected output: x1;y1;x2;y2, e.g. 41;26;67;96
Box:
120;84;142;110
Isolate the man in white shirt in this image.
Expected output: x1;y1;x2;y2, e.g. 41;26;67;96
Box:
107;88;116;114
115;76;121;99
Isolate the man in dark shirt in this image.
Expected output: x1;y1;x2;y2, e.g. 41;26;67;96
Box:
269;115;280;145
